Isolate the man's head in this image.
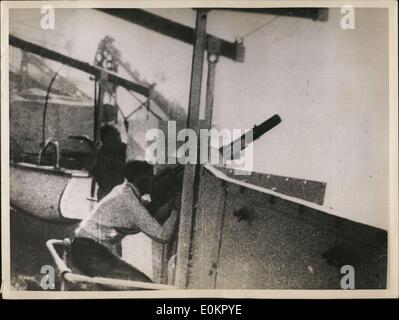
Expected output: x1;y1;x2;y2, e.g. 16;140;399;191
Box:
125;160;154;194
102;104;118;124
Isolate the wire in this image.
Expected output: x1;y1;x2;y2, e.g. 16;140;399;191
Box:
242;16;280;39
128;90;145;105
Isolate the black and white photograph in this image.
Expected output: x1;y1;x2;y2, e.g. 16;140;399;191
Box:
1;0;398;298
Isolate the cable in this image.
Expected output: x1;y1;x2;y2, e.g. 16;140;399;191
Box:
128;89;146;106
242;16;280;39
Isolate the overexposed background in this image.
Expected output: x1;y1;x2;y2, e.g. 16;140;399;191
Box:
9;8;389;229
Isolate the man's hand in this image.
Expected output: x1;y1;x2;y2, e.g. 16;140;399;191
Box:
154;198;173;224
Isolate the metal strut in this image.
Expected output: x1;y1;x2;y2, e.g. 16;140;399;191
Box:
10;35;150;97
91;77;99;199
175;9;208;289
41;68;61;148
204;38;221;130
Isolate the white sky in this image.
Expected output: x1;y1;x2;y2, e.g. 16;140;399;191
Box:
9;8;390;229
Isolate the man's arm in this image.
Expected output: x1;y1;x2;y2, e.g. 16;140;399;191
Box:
95;186;179;242
123;191;179;243
133;199;179;243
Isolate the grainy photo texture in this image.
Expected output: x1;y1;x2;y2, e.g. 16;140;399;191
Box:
1;1;398;298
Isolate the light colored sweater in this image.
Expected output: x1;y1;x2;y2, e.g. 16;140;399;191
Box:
75;180;178;252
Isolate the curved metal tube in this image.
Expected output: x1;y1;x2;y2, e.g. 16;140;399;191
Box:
42;69;61;148
46;238;176;290
38;138;60;169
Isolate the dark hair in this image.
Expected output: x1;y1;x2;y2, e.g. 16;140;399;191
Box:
102;104;118;123
125;160;154;194
99;124;120;143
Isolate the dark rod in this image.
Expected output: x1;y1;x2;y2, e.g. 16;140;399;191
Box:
220;114;282;159
175;9;208;289
9;35;150;97
42;70;60;147
213;8;328;21
90;79;98;198
96;8;245;62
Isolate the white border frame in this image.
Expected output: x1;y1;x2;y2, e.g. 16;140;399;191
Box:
1;0;398;299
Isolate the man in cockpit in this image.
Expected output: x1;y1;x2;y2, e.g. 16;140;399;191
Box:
71;160;179;284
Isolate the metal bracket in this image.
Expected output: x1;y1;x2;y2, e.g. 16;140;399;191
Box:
207;37;222;57
234;37;245;62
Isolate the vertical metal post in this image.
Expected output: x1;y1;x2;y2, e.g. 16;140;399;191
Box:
91;72;107;199
203;52;219;165
175;9;208;289
94;73;107;150
91;78;99;198
93;78;99;146
61;238;71;291
19;51;29;90
204;38;221;130
204;58;217;130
